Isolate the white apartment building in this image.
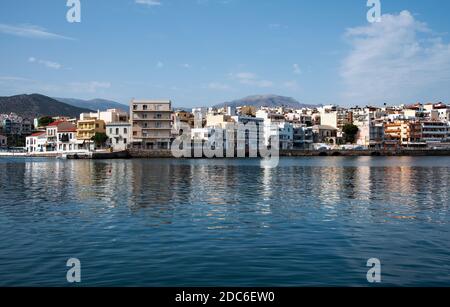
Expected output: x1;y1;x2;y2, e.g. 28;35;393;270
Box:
106;122;132;151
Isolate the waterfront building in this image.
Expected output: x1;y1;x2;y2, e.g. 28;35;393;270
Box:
45;120;63;151
384;120;425;147
77;118;106;150
353;109;385;148
256;110;293;150
106;122;132;151
231;115;264;151
25;132;47;153
355;123;385;148
56;123;79;153
312;125;338;144
130;99;172;150
421;121;450;145
318;105;352;134
293;125;313;149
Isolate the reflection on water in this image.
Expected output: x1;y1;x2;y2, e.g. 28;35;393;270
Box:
0;157;449;286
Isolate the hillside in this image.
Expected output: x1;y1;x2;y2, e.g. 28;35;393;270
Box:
55;97;128;112
215;94;319;109
0;94;93;119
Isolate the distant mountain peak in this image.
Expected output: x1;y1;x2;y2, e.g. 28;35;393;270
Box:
215;94;319;109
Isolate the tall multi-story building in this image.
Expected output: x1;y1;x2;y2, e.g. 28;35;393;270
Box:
130;99;172;150
384;120;425;147
421;121;450;144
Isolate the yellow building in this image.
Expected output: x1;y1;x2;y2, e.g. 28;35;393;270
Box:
77;118;106;140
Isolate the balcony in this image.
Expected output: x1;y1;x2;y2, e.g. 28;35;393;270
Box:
132;116;171;121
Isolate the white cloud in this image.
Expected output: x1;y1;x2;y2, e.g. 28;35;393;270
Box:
341;10;450;104
0;24;74;40
156;61;164;68
181;63;192;69
135;0;162;6
207;82;231;90
293;64;302;75
230;72;273;88
29;57;62;70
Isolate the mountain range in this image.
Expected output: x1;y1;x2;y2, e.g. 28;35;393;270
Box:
0;94;94;119
55;97;128;112
215;94;319;109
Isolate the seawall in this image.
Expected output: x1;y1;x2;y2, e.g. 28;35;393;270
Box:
128;149;450;158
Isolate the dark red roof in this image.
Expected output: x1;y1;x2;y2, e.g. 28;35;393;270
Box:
47;120;66;127
30;132;46;137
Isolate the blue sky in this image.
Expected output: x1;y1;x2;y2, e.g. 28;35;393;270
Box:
1;0;450;107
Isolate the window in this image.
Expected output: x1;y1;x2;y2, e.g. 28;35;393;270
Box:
116;128;119;135
124;138;127;144
143;105;148;110
124;128;128;134
133;105;137;110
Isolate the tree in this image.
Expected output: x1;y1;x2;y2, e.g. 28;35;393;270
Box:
38;116;54;127
342;124;359;144
91;132;108;147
